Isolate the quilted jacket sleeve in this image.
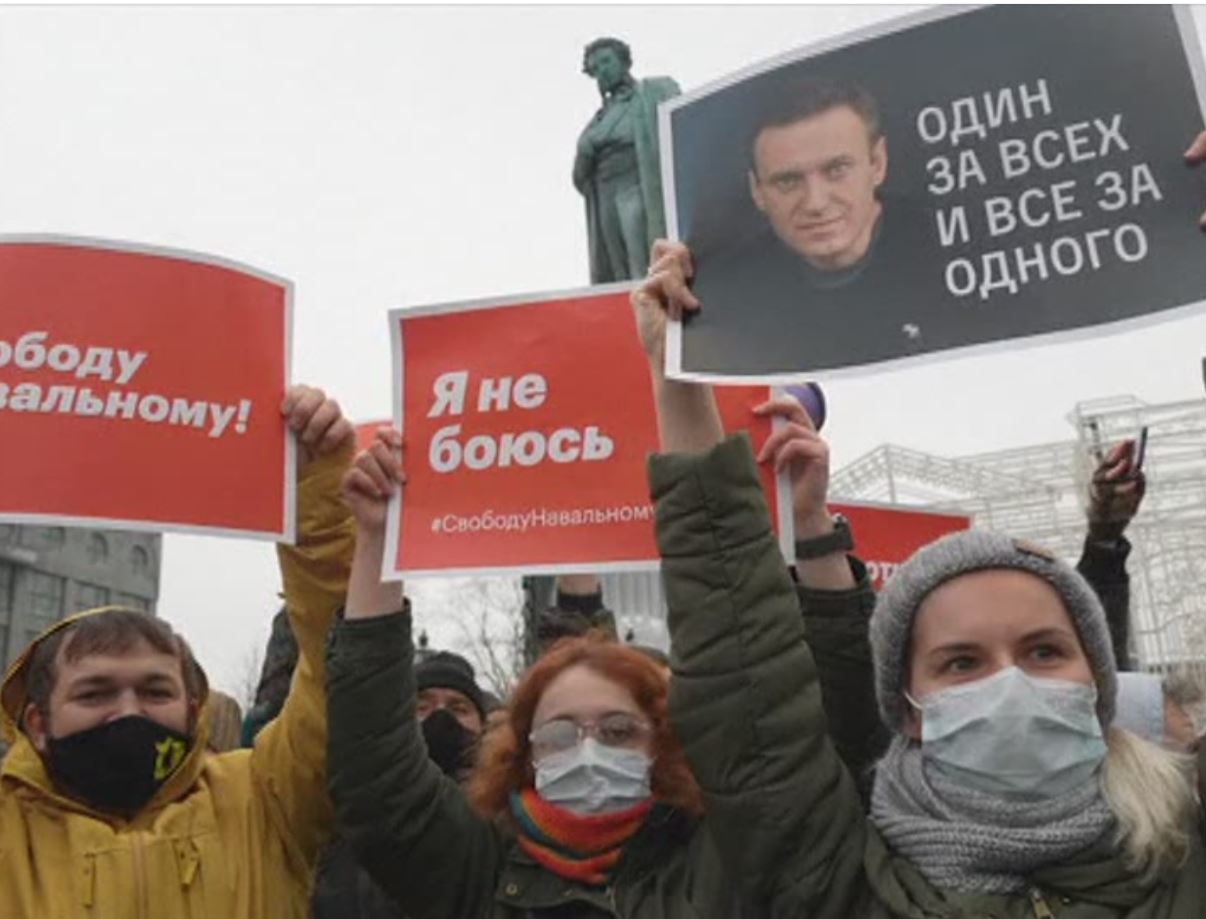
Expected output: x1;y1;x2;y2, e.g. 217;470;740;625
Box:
252;444;354;873
326;608;504;919
650;434;867;918
797;557;889;808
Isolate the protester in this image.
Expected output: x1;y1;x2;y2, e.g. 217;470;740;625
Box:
414;649;489;780
0;384;354;917
327;428;743;917
638;240;1206;915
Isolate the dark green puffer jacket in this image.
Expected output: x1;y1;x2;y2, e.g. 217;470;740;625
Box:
650;435;868;918
796;556;887;807
653;434;1206;919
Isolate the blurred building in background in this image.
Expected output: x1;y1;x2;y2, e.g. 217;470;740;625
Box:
0;523;160;673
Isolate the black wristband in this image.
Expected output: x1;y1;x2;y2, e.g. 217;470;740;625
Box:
794;516;854;560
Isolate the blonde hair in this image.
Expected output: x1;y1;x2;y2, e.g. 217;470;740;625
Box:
1102;727;1200;880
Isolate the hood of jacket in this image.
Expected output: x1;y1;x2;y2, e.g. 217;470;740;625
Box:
0;605;213;824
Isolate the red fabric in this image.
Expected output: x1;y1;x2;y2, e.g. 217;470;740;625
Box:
512;789;652;886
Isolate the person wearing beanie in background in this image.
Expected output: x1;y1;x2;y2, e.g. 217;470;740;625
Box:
635;241;1206;917
414;650;487;780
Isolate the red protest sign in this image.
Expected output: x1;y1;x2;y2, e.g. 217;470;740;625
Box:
387;286;790;577
0;237;294;540
830;501;971;589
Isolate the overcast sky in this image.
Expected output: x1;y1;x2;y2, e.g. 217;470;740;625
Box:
5;4;1206;696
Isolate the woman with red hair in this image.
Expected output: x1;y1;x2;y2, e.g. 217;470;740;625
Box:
467;633;702;829
325;428;736;919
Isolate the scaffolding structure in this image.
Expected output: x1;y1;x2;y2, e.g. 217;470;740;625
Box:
830;395;1206;675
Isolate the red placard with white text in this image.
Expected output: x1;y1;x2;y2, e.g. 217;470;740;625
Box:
0;237;294;540
830;501;971;589
386;286;791;578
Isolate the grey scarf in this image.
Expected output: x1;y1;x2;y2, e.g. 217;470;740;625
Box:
870;736;1116;894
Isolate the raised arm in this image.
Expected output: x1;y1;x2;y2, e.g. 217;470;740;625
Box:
635;244;867;915
1078;438;1143;670
754;395;887;803
326;430;503;919
632;241;724;454
794;554;885;807
251;385;355;871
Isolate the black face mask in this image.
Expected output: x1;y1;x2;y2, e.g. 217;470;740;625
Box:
421;709;477;778
46;714;192;816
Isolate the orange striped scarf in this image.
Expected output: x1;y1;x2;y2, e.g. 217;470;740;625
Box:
510;789;653;886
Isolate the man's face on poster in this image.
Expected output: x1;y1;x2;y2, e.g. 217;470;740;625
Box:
749;105;887;271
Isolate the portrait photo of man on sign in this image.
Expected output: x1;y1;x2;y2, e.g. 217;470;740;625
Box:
677;73;938;379
747;80;888;275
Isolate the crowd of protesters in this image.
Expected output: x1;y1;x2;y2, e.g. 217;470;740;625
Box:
2;134;1206;919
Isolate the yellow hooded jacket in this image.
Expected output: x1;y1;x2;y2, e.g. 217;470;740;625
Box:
0;448;354;918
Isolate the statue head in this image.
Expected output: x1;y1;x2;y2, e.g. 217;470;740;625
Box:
582;37;633;95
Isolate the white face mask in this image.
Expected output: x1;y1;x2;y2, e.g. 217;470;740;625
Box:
534;738;652;815
908;666;1108;799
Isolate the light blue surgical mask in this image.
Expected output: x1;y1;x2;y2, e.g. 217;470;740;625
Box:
534;738;652;815
907;666;1108;798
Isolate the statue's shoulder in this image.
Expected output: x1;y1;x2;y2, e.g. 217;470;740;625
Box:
638;76;681;101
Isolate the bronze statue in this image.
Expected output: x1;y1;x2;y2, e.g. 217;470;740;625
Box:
574;38;680;282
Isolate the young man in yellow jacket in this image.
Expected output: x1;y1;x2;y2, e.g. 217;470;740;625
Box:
0;384;355;918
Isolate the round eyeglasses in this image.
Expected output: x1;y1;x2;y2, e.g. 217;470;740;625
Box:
529;712;651;756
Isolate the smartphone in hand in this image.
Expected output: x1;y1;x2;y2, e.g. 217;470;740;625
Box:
1133;426;1149;473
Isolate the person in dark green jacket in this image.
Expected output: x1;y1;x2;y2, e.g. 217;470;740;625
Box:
327;428;741;918
639;239;1206;918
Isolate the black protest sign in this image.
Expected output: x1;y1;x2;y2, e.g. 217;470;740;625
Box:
662;5;1206;380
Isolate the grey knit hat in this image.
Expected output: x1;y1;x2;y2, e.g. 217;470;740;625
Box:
870;529;1118;732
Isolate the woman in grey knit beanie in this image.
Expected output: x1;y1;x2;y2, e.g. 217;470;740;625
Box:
862;528;1202;907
